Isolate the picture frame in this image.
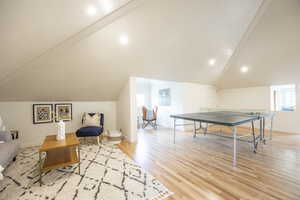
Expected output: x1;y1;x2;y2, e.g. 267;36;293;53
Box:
159;88;171;106
33;104;53;124
55;103;72;122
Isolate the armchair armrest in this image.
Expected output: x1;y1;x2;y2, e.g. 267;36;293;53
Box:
0;131;12;142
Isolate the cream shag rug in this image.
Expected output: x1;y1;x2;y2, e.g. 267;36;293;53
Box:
0;143;172;200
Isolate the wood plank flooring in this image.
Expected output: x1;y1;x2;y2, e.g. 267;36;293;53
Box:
118;126;300;200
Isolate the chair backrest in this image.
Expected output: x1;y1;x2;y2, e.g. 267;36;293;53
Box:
82;113;104;128
142;106;147;120
142;106;158;120
153;106;158;120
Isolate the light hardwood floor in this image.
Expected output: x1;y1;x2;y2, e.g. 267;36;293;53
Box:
119;126;300;200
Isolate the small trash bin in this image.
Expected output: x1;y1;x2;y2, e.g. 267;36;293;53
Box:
107;130;123;144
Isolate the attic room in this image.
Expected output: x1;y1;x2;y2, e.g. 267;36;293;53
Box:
0;0;300;199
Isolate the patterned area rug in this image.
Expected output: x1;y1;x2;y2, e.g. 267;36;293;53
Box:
0;143;172;200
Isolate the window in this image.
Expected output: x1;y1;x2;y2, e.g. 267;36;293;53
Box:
271;84;296;111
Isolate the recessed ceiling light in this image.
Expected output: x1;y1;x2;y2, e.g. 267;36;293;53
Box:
208;58;216;66
240;66;249;73
119;34;129;45
86;5;97;16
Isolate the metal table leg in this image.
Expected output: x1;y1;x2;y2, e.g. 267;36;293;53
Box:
193;121;196;138
259;118;263;142
270;116;274;140
173;118;176;144
78;145;81;174
233;126;237;167
263;117;266;144
251;121;257;153
39;151;42;186
204;123;208;135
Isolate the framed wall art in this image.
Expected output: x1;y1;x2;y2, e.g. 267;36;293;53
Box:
159;88;171;106
33;104;53;124
55;103;72;122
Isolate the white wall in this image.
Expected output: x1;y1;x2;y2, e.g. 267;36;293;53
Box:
151;80;184;129
117;77;137;142
0;101;117;147
136;78;152;122
117;81;131;141
129;77;137;141
151;80;217;129
136;78;152;107
217;86;300;134
182;83;218;113
3;83;298;149
217;87;270;110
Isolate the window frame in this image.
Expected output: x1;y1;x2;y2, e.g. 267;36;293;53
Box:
270;84;296;112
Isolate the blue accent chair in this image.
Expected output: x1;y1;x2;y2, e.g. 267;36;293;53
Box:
76;113;104;145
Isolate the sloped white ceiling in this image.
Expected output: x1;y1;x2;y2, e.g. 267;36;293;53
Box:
0;0;262;101
0;0;130;81
218;0;300;89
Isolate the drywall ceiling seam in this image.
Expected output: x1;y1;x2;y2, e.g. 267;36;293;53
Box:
215;0;272;88
0;0;146;87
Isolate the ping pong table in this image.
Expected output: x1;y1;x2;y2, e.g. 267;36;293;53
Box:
170;109;275;166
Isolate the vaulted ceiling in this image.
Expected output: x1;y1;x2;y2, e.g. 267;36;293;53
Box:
218;0;300;88
1;0;298;101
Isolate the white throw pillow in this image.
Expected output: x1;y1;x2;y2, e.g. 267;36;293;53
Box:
83;113;101;127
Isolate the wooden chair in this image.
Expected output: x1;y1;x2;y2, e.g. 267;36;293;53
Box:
142;106;158;129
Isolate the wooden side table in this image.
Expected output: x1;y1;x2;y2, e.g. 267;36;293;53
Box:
39;133;80;186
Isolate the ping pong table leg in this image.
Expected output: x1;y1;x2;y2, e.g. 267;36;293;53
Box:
259;118;263;142
233;126;237;167
204;123;208;135
270;116;274;140
251;121;257;153
173;118;176;144
193;121;196;138
263;117;266;144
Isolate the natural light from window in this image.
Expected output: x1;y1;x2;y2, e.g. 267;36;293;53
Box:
271;84;296;112
136;94;145;107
